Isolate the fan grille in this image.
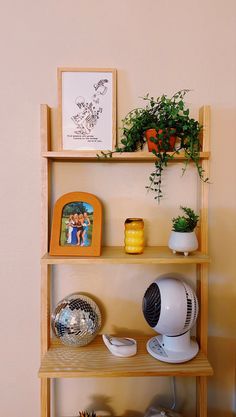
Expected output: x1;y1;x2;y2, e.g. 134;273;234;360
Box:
142;283;161;328
182;282;198;332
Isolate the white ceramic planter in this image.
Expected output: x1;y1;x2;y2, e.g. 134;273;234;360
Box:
168;231;198;256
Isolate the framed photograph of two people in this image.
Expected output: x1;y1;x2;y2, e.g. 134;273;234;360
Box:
57;68;116;151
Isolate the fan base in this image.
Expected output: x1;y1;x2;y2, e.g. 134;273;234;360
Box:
147;335;199;363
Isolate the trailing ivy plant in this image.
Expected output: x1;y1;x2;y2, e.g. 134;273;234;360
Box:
99;89;208;202
172;206;199;233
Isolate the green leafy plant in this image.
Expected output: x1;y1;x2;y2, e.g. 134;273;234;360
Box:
172;206;199;233
99;89;208;202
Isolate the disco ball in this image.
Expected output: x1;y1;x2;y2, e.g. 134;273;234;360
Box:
51;293;102;346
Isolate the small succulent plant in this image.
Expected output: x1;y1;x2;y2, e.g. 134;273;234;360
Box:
172;206;199;233
77;412;100;417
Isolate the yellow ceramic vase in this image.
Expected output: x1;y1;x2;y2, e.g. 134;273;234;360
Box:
124;218;144;254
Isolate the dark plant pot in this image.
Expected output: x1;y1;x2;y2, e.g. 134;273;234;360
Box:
145;128;176;152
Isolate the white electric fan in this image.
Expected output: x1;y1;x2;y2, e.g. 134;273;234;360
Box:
142;277;199;363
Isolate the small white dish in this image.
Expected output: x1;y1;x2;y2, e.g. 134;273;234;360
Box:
102;334;137;357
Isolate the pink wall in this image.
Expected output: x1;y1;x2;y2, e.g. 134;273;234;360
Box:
0;1;236;416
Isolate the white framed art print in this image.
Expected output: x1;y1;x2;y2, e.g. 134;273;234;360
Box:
57;68;116;151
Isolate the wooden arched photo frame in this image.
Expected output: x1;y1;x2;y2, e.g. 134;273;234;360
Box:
50;192;102;256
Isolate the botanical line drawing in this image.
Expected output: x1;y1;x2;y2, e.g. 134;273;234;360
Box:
71;79;109;136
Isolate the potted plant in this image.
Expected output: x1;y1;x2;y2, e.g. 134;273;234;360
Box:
99;89;208;202
168;206;199;256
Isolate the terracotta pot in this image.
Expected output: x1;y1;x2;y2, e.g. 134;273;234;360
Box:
145;128;176;152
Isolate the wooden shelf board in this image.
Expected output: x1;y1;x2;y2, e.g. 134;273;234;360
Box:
38;336;213;378
42;151;210;161
42;246;210;265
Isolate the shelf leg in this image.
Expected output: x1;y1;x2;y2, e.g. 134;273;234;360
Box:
41;378;50;417
197;376;207;417
196;106;210;417
40;265;51;416
40;104;52;417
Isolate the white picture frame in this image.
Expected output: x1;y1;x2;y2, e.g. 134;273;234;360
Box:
57;68;116;151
